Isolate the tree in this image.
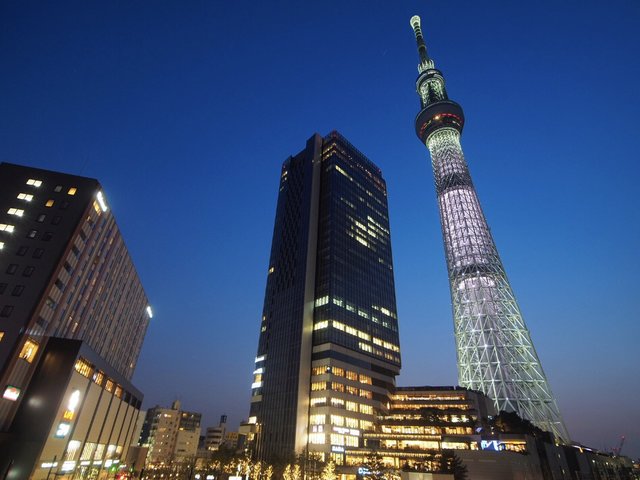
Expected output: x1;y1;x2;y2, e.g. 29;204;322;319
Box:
320;461;337;480
440;451;468;480
364;452;387;480
252;461;262;480
292;464;301;480
264;465;273;480
283;465;293;480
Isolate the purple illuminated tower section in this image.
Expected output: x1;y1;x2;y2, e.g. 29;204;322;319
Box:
409;15;569;441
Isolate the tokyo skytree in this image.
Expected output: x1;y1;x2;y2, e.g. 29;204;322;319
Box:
409;15;569;441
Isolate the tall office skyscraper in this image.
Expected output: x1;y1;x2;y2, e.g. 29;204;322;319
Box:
408;16;568;441
0;163;151;429
248;132;401;463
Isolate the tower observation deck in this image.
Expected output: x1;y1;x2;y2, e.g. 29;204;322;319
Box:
409;15;569;441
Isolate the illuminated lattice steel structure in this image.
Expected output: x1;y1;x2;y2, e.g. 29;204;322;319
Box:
409;16;569;441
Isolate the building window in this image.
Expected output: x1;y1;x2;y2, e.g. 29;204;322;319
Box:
59;201;69;210
74;358;93;378
19;339;39;363
7;208;24;217
26;179;43;187
105;379;114;392
6;264;18;275
27;230;37;239
45;200;54;207
55;279;65;291
42;232;53;241
311;381;327;392
0;241;4;250
0;332;4;342
310;414;326;425
16;246;28;256
17;193;34;202
0;306;14;317
0;284;7;294
37;214;46;223
54;185;62;192
32;248;44;259
0;224;15;233
52;216;62;225
11;285;25;297
67;187;77;196
23;266;35;277
93;370;104;385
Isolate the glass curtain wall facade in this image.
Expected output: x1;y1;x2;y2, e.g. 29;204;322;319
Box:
249;132;401;463
408;16;568;441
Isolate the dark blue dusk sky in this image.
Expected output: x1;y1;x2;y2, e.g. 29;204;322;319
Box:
2;1;639;458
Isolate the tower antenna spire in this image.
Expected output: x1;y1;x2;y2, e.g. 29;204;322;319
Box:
410;15;431;68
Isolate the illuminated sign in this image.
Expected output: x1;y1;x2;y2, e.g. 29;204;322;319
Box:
331;446;345;453
55;422;71;438
3;385;20;401
63;410;75;420
96;191;108;212
68;390;81;411
480;440;504;451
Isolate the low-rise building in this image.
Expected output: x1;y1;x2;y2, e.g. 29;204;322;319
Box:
139;401;201;476
204;415;227;451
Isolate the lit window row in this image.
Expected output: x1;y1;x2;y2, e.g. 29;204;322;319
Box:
311;365;372;385
332;320;400;352
315;295;329;307
74;358;92;377
330;433;359;447
308;433;325;444
372;304;397;319
26;178;42;187
7;208;24;217
17;193;34;202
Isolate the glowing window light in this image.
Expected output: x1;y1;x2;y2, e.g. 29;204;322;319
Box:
67;187;77;196
3;385;20;401
17;193;34;202
19;339;39;363
0;224;15;233
313;321;328;330
0;242;4;250
26;179;42;187
96;191;108;212
7;208;24;217
146;306;153;319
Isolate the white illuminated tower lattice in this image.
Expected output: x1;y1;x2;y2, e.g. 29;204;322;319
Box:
409;16;569;441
